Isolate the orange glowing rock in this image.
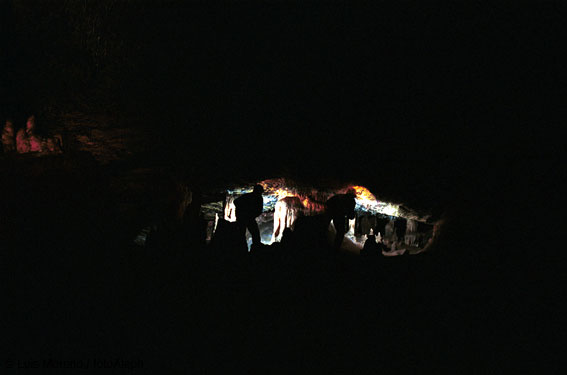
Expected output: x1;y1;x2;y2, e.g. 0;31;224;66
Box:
350;185;377;202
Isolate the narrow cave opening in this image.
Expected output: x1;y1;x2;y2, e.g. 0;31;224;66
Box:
197;178;439;255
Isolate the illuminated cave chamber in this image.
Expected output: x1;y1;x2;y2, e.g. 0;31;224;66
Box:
201;178;438;255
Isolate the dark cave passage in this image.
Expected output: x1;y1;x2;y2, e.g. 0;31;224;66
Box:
1;0;561;371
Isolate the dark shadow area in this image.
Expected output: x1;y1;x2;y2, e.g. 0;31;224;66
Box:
1;0;562;372
1;153;560;372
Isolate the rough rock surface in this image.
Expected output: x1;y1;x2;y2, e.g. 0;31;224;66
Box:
272;196;303;242
60;112;148;164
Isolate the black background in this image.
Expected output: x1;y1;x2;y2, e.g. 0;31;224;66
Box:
2;0;562;237
1;0;563;371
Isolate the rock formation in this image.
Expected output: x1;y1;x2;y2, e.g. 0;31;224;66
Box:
272;196;304;242
2;120;15;153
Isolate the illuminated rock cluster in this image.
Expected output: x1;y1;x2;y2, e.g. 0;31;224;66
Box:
205;178;438;253
2;116;63;155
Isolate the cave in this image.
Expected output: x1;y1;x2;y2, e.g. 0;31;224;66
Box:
2;1;559;372
197;178;438;254
131;176;440;257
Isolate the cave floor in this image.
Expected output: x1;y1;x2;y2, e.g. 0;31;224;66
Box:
2;154;553;372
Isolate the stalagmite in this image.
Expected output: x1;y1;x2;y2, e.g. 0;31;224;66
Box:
422;219;444;251
375;216;390;240
385;219;395;243
394;217;407;242
347;217;356;237
44;136;63;154
203;179;436;255
29;134;43;152
358;214;376;235
2;120;15;153
405;219;418;246
8;115;63;155
16;128;30;153
272;196;303;242
25;115;43;152
224;196;237;222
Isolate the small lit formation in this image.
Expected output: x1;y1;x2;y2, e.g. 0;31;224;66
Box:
2;116;63;155
349;185;400;216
